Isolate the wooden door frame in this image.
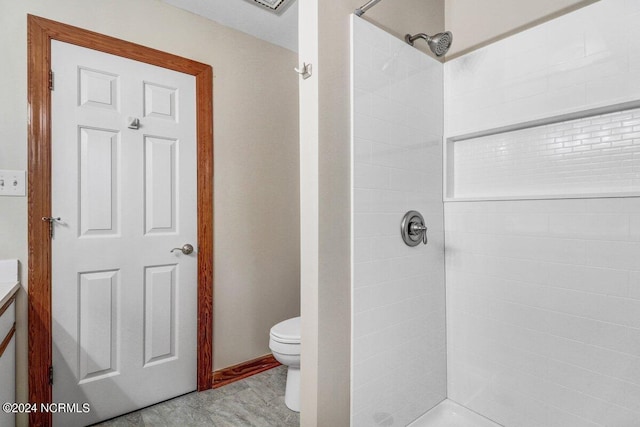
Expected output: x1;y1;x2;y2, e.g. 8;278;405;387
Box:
27;15;213;426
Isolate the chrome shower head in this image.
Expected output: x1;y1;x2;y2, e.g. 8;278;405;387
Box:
404;31;453;57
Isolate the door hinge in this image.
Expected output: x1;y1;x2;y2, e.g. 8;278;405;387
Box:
49;366;54;385
49;70;54;91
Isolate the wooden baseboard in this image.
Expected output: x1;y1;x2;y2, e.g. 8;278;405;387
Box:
212;354;280;389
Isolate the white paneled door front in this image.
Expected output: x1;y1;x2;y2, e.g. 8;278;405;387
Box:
51;40;197;426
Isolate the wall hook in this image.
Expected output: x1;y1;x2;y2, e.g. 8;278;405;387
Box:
127;117;140;130
294;63;312;80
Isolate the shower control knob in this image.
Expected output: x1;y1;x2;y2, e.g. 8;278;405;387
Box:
410;223;427;234
401;211;428;246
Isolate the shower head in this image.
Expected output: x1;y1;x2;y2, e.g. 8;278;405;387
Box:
404;31;453;57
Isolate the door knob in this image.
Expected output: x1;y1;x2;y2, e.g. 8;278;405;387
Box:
170;244;194;255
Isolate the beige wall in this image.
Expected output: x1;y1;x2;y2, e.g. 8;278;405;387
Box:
361;0;445;58
298;0;444;425
0;0;299;422
445;0;598;57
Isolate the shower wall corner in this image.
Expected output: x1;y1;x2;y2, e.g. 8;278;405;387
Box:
350;15;447;427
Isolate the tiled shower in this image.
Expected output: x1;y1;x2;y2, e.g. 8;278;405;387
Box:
351;16;446;426
351;0;640;425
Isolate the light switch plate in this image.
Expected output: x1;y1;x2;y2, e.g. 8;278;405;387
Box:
0;170;26;197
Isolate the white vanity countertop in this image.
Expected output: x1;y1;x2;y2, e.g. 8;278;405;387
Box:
0;259;20;308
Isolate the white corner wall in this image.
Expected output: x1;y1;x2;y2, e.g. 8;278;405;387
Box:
444;0;640;425
351;17;446;426
445;0;640;137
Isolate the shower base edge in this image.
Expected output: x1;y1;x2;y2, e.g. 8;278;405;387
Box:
408;399;502;427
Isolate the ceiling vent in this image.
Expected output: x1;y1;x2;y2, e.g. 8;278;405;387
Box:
243;0;296;15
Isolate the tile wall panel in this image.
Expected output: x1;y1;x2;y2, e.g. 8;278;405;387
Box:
445;199;640;426
444;0;640;138
450;107;640;198
351;16;446;426
445;1;640;425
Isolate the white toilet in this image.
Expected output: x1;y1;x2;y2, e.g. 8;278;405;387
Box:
269;316;301;412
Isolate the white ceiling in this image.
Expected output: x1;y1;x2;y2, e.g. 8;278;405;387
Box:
162;0;298;52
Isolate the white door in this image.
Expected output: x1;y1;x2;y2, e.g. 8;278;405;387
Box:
51;40;198;426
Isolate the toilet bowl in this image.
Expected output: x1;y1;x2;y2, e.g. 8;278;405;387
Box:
269;316;300;412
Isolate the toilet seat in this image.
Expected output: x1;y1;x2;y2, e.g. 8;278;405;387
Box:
270;317;300;344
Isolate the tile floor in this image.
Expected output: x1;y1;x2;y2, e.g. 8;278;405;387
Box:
94;366;299;427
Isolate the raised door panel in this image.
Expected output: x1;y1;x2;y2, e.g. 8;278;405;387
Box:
144;265;177;366
144;136;177;235
78;270;119;383
144;82;177;122
79;67;119;110
79;127;119;237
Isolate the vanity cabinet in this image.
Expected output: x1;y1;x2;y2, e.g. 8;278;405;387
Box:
0;294;16;427
0;259;19;427
0;296;16;427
